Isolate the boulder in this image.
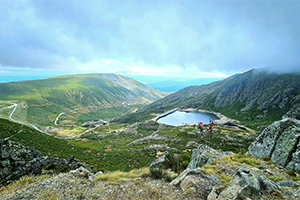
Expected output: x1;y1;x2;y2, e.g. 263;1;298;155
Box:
209;167;282;200
187;144;224;169
70;166;91;179
170;145;225;187
249;118;300;171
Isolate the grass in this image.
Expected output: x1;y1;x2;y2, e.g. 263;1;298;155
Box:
94;168;150;184
0;113;255;173
0;74;167;128
46;126;86;137
0;118;101;171
58;106;135;125
0;174;53;194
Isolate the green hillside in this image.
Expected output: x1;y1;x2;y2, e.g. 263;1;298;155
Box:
0;73;167;129
115;70;300;128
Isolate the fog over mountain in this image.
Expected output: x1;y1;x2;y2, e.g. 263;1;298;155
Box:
1;0;300;81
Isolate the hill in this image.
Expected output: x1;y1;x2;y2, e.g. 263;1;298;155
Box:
128;75;224;92
0;73;167;133
117;69;300;128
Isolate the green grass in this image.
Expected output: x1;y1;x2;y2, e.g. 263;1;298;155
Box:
58;106;135;125
0;112;255;173
0;118;101;170
0;73;167;127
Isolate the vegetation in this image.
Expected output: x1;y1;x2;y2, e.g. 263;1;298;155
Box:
0;113;256;174
0;174;53;194
94;167;149;184
0;73;167;127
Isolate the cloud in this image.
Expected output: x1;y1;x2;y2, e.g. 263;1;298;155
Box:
0;0;299;77
1;70;11;74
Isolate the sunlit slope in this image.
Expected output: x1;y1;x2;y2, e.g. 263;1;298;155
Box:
0;73;168;126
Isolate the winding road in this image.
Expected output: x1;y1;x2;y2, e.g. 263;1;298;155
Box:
3;103;100;139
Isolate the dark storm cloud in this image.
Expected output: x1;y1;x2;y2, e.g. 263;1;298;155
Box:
0;0;299;74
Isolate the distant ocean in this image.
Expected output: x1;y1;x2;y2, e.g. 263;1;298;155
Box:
0;75;50;83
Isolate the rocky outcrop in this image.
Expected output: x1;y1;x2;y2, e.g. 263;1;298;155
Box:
0;139;94;188
248;118;300;171
170;145;227;186
208;167;282;200
0;139;43;187
187;144;228;169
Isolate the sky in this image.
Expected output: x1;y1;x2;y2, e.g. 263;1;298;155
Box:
1;0;300;83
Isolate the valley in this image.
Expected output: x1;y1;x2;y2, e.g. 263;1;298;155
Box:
0;73;168;137
1;70;300;199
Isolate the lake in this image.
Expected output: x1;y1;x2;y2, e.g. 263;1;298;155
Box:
156;110;219;125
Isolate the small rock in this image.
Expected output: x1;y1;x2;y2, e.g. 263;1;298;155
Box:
70;167;90;179
277;180;300;187
282;190;293;196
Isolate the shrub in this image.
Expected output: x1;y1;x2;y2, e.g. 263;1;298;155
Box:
163;152;191;173
149;168;164;179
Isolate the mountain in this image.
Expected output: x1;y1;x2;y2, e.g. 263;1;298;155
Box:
0;73;168;126
128;75;224;92
118;69;300;128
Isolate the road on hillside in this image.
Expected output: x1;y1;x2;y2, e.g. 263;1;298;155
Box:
5;103;100;139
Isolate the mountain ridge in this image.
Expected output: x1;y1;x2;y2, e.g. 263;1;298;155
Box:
118;69;300;128
0;73;168;127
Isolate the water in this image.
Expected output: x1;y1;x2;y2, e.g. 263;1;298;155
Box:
156;110;219;125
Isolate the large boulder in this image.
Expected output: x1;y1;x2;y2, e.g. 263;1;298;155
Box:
248;118;300;171
208;167;282;200
170;144;225;186
187;144;225;169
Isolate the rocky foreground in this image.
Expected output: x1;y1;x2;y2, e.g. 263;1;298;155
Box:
1;118;300;199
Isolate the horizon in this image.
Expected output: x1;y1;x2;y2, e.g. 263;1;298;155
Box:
1;0;300;83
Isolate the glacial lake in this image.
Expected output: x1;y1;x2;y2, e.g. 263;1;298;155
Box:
156;110;219;125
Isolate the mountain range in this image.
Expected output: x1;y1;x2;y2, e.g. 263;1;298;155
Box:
0;73;168;126
1;69;300;199
118;69;300;128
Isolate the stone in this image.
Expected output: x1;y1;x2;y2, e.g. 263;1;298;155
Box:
1;140;11;159
70;167;91;179
1;159;10;167
249;118;300;171
201;173;220;183
282;190;293;196
187;144;223;169
277;180;300;187
0;139;94;188
149;151;168;169
170;168;201;186
65;155;75;164
180;175;199;191
143;144;178;152
186;141;200;148
214;167;282;200
286;140;300;171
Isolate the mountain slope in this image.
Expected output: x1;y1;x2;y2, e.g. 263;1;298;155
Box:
119;69;300;128
0;73;168;126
